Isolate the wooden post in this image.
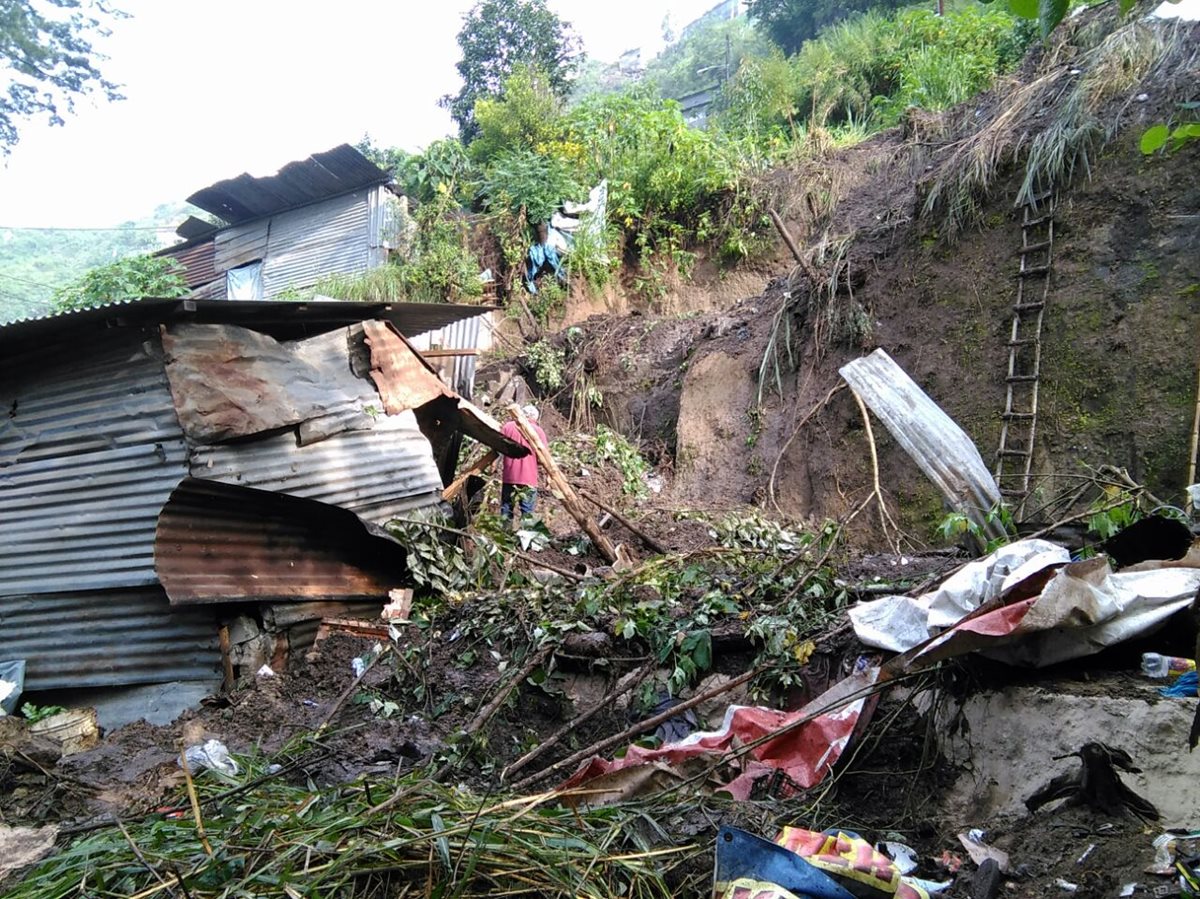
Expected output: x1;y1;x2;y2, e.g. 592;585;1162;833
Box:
506;403;618;563
1187;362;1200;512
768;209;804;266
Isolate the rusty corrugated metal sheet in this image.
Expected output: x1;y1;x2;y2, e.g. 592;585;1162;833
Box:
191;411;444;523
0;329;189;596
261;191;372;296
362;319;456;414
0;587;220;691
155;478;409;604
187;145;388;226
161;238;217;289
161;323;365;444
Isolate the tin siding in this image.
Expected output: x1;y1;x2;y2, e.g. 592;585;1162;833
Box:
0;330;189;596
0;587;220;691
261;191;371;298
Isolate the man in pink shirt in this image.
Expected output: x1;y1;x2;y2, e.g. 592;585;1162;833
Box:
500;404;548;522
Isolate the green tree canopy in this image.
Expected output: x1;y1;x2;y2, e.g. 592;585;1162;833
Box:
643;17;774;100
746;0;908;55
442;0;582;141
1;0;126;152
52;253;187;312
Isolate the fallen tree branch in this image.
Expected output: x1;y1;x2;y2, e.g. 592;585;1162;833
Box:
501;659;657;782
852;389;903;554
580;490;668;554
510;665;765;792
512;549;586;582
315;644;393;735
463;645;553;738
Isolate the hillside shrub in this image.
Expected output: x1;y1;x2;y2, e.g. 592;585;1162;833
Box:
53;255;187;312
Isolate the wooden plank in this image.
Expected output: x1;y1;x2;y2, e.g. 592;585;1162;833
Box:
443;449;499;502
419;348;479;358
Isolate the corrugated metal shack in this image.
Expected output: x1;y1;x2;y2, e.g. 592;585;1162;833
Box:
0;297;514;698
159;145;414;301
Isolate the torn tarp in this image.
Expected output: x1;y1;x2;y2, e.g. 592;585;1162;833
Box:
560;665;880;802
852;540;1200;667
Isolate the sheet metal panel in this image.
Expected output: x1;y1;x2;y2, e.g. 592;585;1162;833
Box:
191;411;444;523
0;587;220;691
0;330;190;596
839;348;1004;541
407;314;483;399
261;191;371;297
187;144;389;226
156;478;409;604
214;219;270;272
160;238;217;289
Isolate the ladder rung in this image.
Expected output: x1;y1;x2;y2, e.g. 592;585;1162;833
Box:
1016;240;1052;255
1022;214;1053;228
1006;338;1039;346
1007;374;1039;383
1013;301;1045;312
1003;411;1036;420
1017;265;1051;278
998;449;1032;457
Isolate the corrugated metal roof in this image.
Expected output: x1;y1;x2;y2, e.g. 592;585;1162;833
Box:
0;330;190;597
261;191;371;296
0;587;220;691
186;145;389;226
175;216;219;241
407;314;483;399
0;297;497;347
191;411;444;523
839;349;1004;541
155;478;410;604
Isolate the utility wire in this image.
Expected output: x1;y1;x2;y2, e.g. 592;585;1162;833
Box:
0;225;172;232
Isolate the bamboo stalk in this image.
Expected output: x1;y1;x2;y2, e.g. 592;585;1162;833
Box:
177;750;213;857
579;490;668;554
505;403;617;563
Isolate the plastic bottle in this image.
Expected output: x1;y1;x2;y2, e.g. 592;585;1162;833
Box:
1141;653;1197;679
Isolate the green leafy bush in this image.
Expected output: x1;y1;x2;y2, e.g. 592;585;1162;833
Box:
524;338;566;390
53;254;188;312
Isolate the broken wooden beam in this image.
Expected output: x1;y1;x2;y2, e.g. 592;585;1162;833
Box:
505;403;618;563
443;449;499;502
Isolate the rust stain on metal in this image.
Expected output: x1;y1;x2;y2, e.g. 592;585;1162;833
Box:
155;478;409;605
361;319;456;414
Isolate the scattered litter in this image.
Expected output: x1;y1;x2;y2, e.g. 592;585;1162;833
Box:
1077;843;1096;864
958;830;1010;873
266;763;283;775
715;825;934;899
0;660;25;716
1141;653;1196;679
256;664;276;677
28;708;100;757
382;588;414;621
182;739;239;777
1160;670;1198;698
1120;885;1138;898
302;699;318;708
1055;878;1078;892
879;840;919;875
351;657;367;678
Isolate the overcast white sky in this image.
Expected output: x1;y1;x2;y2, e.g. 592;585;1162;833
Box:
0;0;717;230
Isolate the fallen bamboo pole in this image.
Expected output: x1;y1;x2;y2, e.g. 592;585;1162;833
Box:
510;665;764;792
768;209;804;266
579;490;668;555
1188;361;1200;512
506;403;617;563
501;659;656;781
463;645;553;737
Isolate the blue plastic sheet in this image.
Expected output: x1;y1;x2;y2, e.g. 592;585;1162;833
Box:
1160;670;1199;698
714;826;857;899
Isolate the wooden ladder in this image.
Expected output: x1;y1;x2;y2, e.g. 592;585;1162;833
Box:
995;189;1055;516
